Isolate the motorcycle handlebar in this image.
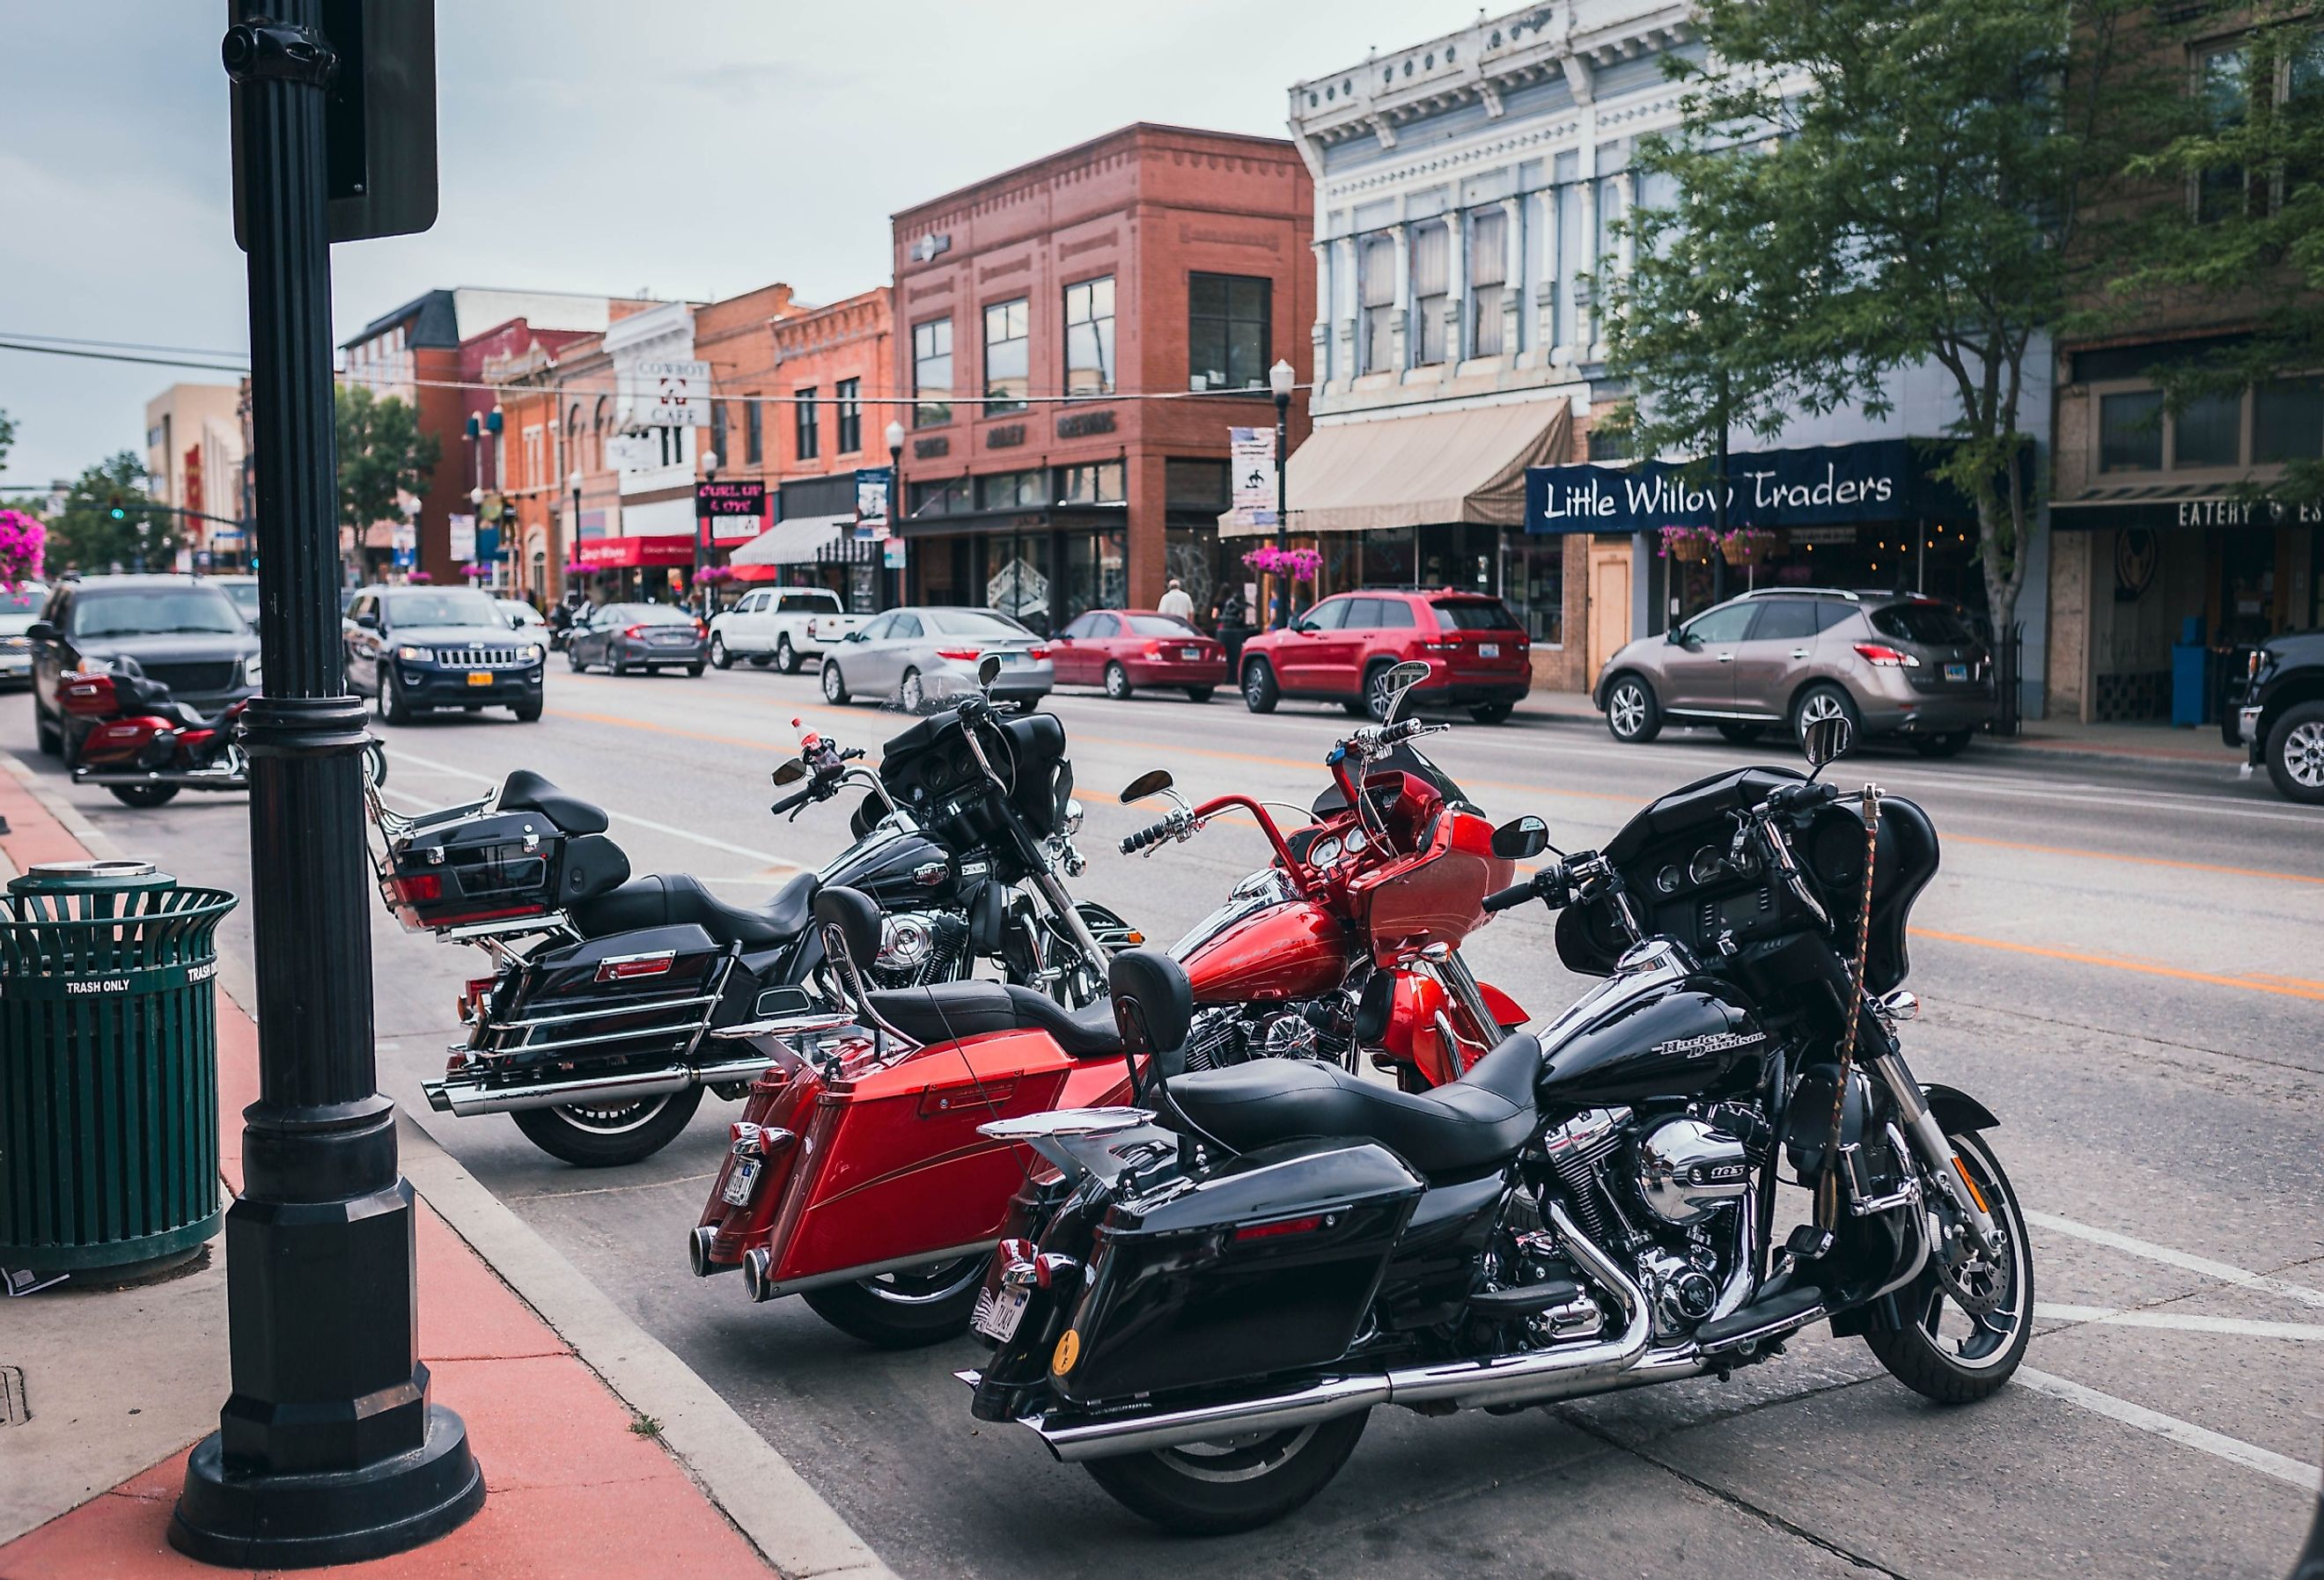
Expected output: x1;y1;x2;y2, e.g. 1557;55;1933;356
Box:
1120;816;1182;855
771;785;819;817
1482;862;1567;914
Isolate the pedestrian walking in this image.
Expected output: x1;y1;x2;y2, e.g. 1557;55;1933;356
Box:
1157;577;1195;621
1213;588;1251;674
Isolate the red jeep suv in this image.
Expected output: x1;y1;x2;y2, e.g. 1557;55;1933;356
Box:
1238;589;1532;723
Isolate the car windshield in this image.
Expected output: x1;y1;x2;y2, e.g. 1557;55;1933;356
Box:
70;587;246;638
926;608;1030;636
0;587;45;615
497;600;544;624
618;605;695;626
1430;599;1521;631
221;583;261;614
1871;602;1975;646
1125;614;1198;636
385;591;504;628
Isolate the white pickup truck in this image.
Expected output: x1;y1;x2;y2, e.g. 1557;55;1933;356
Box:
708;586;869;673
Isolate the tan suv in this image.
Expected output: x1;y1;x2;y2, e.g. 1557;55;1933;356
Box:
1593;588;1997;757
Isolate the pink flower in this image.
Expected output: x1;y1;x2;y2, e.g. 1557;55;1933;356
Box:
0;509;45;590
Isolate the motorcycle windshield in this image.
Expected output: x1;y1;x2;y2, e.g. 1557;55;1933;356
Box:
1169;867;1299;959
1309;742;1478;821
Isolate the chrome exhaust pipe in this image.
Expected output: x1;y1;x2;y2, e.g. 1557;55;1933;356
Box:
1027;1204;1653;1463
741;1246;774;1304
421;1052;774;1116
689;1225;737;1278
70;768;247;790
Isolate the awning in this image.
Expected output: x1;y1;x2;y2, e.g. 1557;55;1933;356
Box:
574;536;695;570
2049;481;2304;531
1220;401;1572;538
731;513;849;566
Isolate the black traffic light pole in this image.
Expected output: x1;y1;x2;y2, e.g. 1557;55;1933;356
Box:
173;6;482;1566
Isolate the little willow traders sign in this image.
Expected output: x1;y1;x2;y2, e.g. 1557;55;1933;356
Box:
1526;439;1961;535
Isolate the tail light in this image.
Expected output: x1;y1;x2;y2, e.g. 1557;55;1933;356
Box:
1142;641;1164;658
60;674;120;716
457;974;498;1023
594;949;676;983
694;620;709;639
1033;1252;1081;1289
387;872;443;903
1853;643;1920;668
622;624;645;639
935;648;982;661
1420;640;1459;653
1026;647;1048;662
1232;1212;1332;1243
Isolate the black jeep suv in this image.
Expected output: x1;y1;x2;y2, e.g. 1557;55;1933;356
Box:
2225;629;2324;804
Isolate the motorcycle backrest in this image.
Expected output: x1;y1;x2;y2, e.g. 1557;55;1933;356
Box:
812;886;884;974
1109;948;1193;1065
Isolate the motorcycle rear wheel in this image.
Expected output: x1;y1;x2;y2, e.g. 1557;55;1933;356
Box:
509;1085;703;1167
800;1255;986;1349
1863;1128;2032;1402
1084;1410;1371;1535
108;783;180;807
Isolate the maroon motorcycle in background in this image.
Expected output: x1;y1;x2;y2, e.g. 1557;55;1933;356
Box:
58;667;383;807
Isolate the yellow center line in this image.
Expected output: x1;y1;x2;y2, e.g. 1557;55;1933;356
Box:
1908;928;2324;1003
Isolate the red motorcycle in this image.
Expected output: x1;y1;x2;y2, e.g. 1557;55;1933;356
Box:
57;668;254;808
693;665;1528;1348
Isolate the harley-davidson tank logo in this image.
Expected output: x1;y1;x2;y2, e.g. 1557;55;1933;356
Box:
1651;1030;1763;1061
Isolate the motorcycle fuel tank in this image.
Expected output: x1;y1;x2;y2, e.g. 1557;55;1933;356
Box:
1534;946;1767;1108
820;820;956;909
1178;891;1349;1004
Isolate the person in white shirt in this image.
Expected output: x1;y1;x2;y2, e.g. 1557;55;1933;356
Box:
1156;578;1195;621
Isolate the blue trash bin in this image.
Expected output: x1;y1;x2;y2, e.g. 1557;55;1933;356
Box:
2170;615;2212;727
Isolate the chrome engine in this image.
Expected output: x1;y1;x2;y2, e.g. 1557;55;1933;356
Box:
868;909;970;989
1180;994;1358;1072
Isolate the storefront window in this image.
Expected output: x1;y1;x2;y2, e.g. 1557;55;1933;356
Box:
908;476;970;518
1189;274;1272;391
2255;378;2324;462
1061;529;1129;623
1504;535;1565;645
1058;461;1125;505
977;469;1044;511
913;319;952;427
2100;391;2164;472
983;298;1029;414
2173;390;2241;467
982;533;1052;631
1064;277;1115;396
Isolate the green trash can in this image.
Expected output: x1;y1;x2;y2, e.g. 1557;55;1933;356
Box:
0;859;238;1275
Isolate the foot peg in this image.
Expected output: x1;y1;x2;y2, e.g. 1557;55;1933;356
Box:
1785;1224;1835;1261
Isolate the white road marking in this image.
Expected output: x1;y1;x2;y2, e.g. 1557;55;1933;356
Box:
2027;1210;2324;1310
2036;1303;2324;1341
379;746;800;871
2015;1368;2320;1489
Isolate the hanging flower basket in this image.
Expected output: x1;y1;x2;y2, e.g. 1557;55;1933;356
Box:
407;570;435;585
697;565;736;585
459;562;489;581
1658;525;1716;562
1241;544;1321;582
1720;528;1781;567
0;509;46;590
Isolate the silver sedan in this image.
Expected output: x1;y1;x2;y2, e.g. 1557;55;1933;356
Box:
818;606;1053;710
565;602;710;677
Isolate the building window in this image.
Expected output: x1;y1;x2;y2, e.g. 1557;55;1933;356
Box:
794;388;820;462
745;397;762;465
1188;273;1272;392
1064;277;1115;396
710;401;727;467
658;425;685;467
522;423;543;487
835;378;862;454
1409;222;1450;365
1357;238;1397;373
908;476;971;518
977;469;1045;511
2197;43;2253;222
1587;425;1634;461
1470;208;1509;358
2256;378;2324;461
1057;461;1125;505
2100;391;2164;472
1165;459;1230;511
984;298;1030;414
2173;390;2242;467
914;318;952;427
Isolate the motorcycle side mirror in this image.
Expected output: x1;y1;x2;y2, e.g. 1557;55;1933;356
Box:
1490;814;1550;861
1120;768;1173;805
771;759;809;786
1379;658;1430;721
1801;713;1856;775
977;653;1004;690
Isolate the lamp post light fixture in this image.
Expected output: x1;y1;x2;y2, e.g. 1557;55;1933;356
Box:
1269;357;1296;628
884;419;906;612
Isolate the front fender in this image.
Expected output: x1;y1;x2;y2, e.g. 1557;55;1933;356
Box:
1921;1083;2000;1135
1479;981;1526;1031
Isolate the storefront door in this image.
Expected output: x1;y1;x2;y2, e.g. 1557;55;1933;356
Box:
1586;541;1631;677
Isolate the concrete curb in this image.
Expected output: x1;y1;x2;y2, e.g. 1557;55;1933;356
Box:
0;752;900;1580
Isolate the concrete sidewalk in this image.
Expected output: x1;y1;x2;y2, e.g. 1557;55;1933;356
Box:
0;759;896;1580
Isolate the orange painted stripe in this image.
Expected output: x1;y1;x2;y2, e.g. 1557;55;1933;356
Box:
1948;833;2324;888
1908;927;2324;1003
547;707;773;752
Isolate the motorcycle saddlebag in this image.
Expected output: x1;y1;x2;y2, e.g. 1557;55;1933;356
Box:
1053;1137;1423;1404
381;811;612;932
478;922;732;1072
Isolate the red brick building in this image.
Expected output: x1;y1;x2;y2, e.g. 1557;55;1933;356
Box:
889;124;1313;628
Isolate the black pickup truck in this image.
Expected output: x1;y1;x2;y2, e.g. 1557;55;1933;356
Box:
2224;629;2324;804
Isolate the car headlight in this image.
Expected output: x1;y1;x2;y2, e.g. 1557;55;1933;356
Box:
244;654;262;687
520;643;543;661
396;644;431;662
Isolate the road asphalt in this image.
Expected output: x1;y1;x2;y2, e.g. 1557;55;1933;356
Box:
7;665;2319;1580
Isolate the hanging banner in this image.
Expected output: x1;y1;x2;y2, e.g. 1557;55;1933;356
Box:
448;512;476;561
855;467;893;536
1228;426;1276;530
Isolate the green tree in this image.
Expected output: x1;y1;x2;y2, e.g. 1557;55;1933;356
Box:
335;384;440;535
1602;0;2154;642
2115;4;2324;505
0;408;16;474
46;452;165;572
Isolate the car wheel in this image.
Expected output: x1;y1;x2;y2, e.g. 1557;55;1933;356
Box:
686;662;705;678
1185;686;1215;704
378;668;415;726
900;668;925;712
776;636;800;674
1103;662;1133;701
1716;722;1766;745
1362;663;1403;722
1468;701;1514;724
1241;658;1279;714
34;702;61;756
611;654;630;677
2264;701;2324;805
1791;682;1861;748
1912;730;1973;759
511;697;543;723
710;634;732;670
1604;673;1662;744
822;660;850;705
566;645;586;672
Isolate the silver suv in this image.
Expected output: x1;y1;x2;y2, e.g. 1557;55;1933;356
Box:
1594;588;1997;757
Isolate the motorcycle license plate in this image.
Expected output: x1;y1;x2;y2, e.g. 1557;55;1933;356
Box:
1479;643;1501;658
972;1282;1029;1343
1180;646;1202;660
1944;663;1968;683
720;1157;760;1206
467;671;493;687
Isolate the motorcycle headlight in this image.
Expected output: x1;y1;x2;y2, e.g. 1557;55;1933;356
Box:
1063;797;1085;836
396;644;430;662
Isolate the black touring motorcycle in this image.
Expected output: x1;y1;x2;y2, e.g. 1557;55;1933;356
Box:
964;718;2031;1532
365;668;1130;1167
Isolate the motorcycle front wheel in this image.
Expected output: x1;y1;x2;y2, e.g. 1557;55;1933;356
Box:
1084;1410;1371;1534
1863;1128;2033;1402
108;783;180;808
800;1255;986;1349
509;1085;704;1167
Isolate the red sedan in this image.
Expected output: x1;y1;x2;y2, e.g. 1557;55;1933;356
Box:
1051;608;1225;702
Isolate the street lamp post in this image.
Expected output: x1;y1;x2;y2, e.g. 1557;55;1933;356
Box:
567;467;584;602
885;419;905;612
696;449;720;614
176;4;482;1564
1269;357;1295;628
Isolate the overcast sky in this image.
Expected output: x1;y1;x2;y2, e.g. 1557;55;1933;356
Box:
0;0;1492;490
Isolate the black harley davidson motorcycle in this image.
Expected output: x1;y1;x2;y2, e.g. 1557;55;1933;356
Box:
964;717;2032;1533
364;662;1132;1166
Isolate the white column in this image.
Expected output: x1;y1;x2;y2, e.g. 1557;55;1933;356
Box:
1499;196;1526;359
1390;224;1413;372
1311;240;1332;387
1444;213;1467;364
1332;235;1359;378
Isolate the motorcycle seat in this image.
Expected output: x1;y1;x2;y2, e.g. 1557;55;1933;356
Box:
496;768;611;834
870;981;1123;1059
1161;1031;1543;1180
570;871;820;949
